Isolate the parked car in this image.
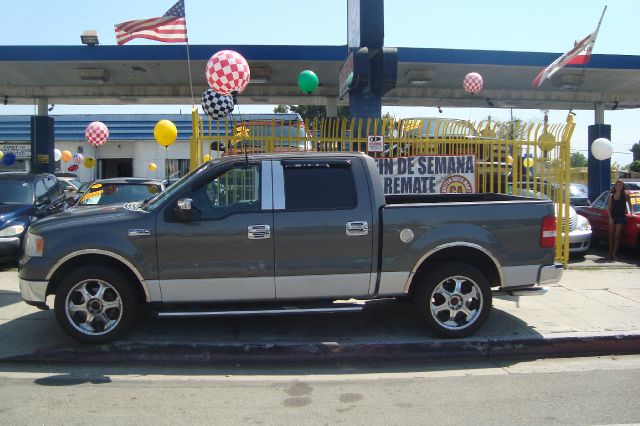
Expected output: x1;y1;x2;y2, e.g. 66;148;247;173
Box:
576;189;640;250
57;176;82;197
65;180;94;207
611;180;640;191
19;153;561;343
508;183;591;256
0;172;66;262
570;183;590;207
74;178;164;207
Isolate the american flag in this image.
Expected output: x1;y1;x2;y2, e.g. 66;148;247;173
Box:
114;0;188;46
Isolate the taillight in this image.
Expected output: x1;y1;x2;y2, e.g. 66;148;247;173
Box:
540;215;557;248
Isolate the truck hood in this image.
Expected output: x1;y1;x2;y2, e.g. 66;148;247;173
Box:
29;203;146;234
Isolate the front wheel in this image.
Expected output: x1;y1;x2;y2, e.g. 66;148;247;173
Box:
54;265;139;344
413;262;492;338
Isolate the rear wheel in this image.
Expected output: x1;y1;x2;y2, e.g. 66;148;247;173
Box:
54;265;139;344
413;262;492;338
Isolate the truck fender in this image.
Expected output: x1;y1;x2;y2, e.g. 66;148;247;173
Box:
403;241;503;295
45;249;152;302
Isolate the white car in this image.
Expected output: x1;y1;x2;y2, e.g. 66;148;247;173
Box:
509;185;591;256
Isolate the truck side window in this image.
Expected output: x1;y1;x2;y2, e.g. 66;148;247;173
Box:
192;164;261;220
44;176;64;200
283;163;357;211
34;179;48;204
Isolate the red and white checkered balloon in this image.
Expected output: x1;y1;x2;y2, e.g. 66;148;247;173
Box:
73;153;84;164
463;72;484;94
205;50;251;96
85;121;109;147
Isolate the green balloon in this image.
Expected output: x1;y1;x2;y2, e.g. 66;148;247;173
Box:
298;70;319;94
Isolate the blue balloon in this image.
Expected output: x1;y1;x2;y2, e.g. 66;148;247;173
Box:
2;152;16;166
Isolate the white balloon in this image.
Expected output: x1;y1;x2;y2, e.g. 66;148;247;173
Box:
591;138;613;160
54;148;62;161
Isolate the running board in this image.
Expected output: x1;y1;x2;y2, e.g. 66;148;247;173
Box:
156;305;364;318
493;287;549;297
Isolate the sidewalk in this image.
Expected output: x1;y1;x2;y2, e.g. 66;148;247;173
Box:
1;251;639;364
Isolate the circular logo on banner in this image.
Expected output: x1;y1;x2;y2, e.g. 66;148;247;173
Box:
440;175;473;193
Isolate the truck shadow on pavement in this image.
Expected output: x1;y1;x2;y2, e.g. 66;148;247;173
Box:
0;298;542;367
0;289;22;310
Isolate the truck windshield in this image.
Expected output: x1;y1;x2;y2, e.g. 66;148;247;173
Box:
0;181;33;205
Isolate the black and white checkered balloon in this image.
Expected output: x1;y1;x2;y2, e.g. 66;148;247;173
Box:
201;89;234;119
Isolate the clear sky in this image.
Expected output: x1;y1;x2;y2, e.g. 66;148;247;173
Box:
1;0;638;166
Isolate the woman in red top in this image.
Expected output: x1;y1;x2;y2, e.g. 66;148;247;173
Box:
607;180;631;260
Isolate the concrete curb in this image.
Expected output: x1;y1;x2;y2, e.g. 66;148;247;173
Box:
2;332;639;364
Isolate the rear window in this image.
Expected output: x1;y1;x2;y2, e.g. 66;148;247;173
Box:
283;162;357;211
78;183;161;206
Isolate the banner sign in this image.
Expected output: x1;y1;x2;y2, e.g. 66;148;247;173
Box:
0;144;31;159
375;155;477;195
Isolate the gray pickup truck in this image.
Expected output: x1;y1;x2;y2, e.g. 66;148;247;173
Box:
19;153;562;343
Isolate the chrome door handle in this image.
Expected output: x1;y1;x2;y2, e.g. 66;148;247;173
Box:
346;221;368;236
248;224;271;240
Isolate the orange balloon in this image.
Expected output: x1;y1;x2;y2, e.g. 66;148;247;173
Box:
61;150;73;162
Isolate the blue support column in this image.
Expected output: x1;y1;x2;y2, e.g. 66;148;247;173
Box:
30;116;55;174
587;124;611;202
348;92;382;118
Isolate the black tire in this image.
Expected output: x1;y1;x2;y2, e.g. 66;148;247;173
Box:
54;265;140;344
413;262;492;338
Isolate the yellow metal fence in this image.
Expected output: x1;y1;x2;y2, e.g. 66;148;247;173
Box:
191;110;575;265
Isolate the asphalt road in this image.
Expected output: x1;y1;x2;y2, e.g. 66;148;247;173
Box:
0;355;638;425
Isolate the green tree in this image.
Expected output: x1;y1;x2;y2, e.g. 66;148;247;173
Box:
571;151;588;167
629;160;640;173
273;104;349;121
631;141;640;162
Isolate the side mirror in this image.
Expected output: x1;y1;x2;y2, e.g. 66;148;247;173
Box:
175;198;193;222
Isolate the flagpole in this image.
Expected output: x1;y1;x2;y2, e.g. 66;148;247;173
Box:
185;42;195;107
594;6;607;38
183;0;195;107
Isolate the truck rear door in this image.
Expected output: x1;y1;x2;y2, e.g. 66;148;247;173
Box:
272;158;374;299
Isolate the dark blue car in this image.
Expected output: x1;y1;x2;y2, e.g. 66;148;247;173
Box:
0;172;67;262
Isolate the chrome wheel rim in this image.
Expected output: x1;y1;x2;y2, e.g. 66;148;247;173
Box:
65;279;123;336
429;275;483;331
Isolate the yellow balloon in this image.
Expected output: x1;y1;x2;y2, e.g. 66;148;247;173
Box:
148;162;157;171
0;151;4;160
154;120;177;147
506;155;513;165
523;158;535;168
83;157;96;168
61;150;73;162
203;154;212;162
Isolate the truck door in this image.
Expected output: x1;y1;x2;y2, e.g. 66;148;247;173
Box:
273;158;374;299
156;161;275;302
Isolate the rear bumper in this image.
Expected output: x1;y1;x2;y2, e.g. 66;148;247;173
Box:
538;263;564;285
